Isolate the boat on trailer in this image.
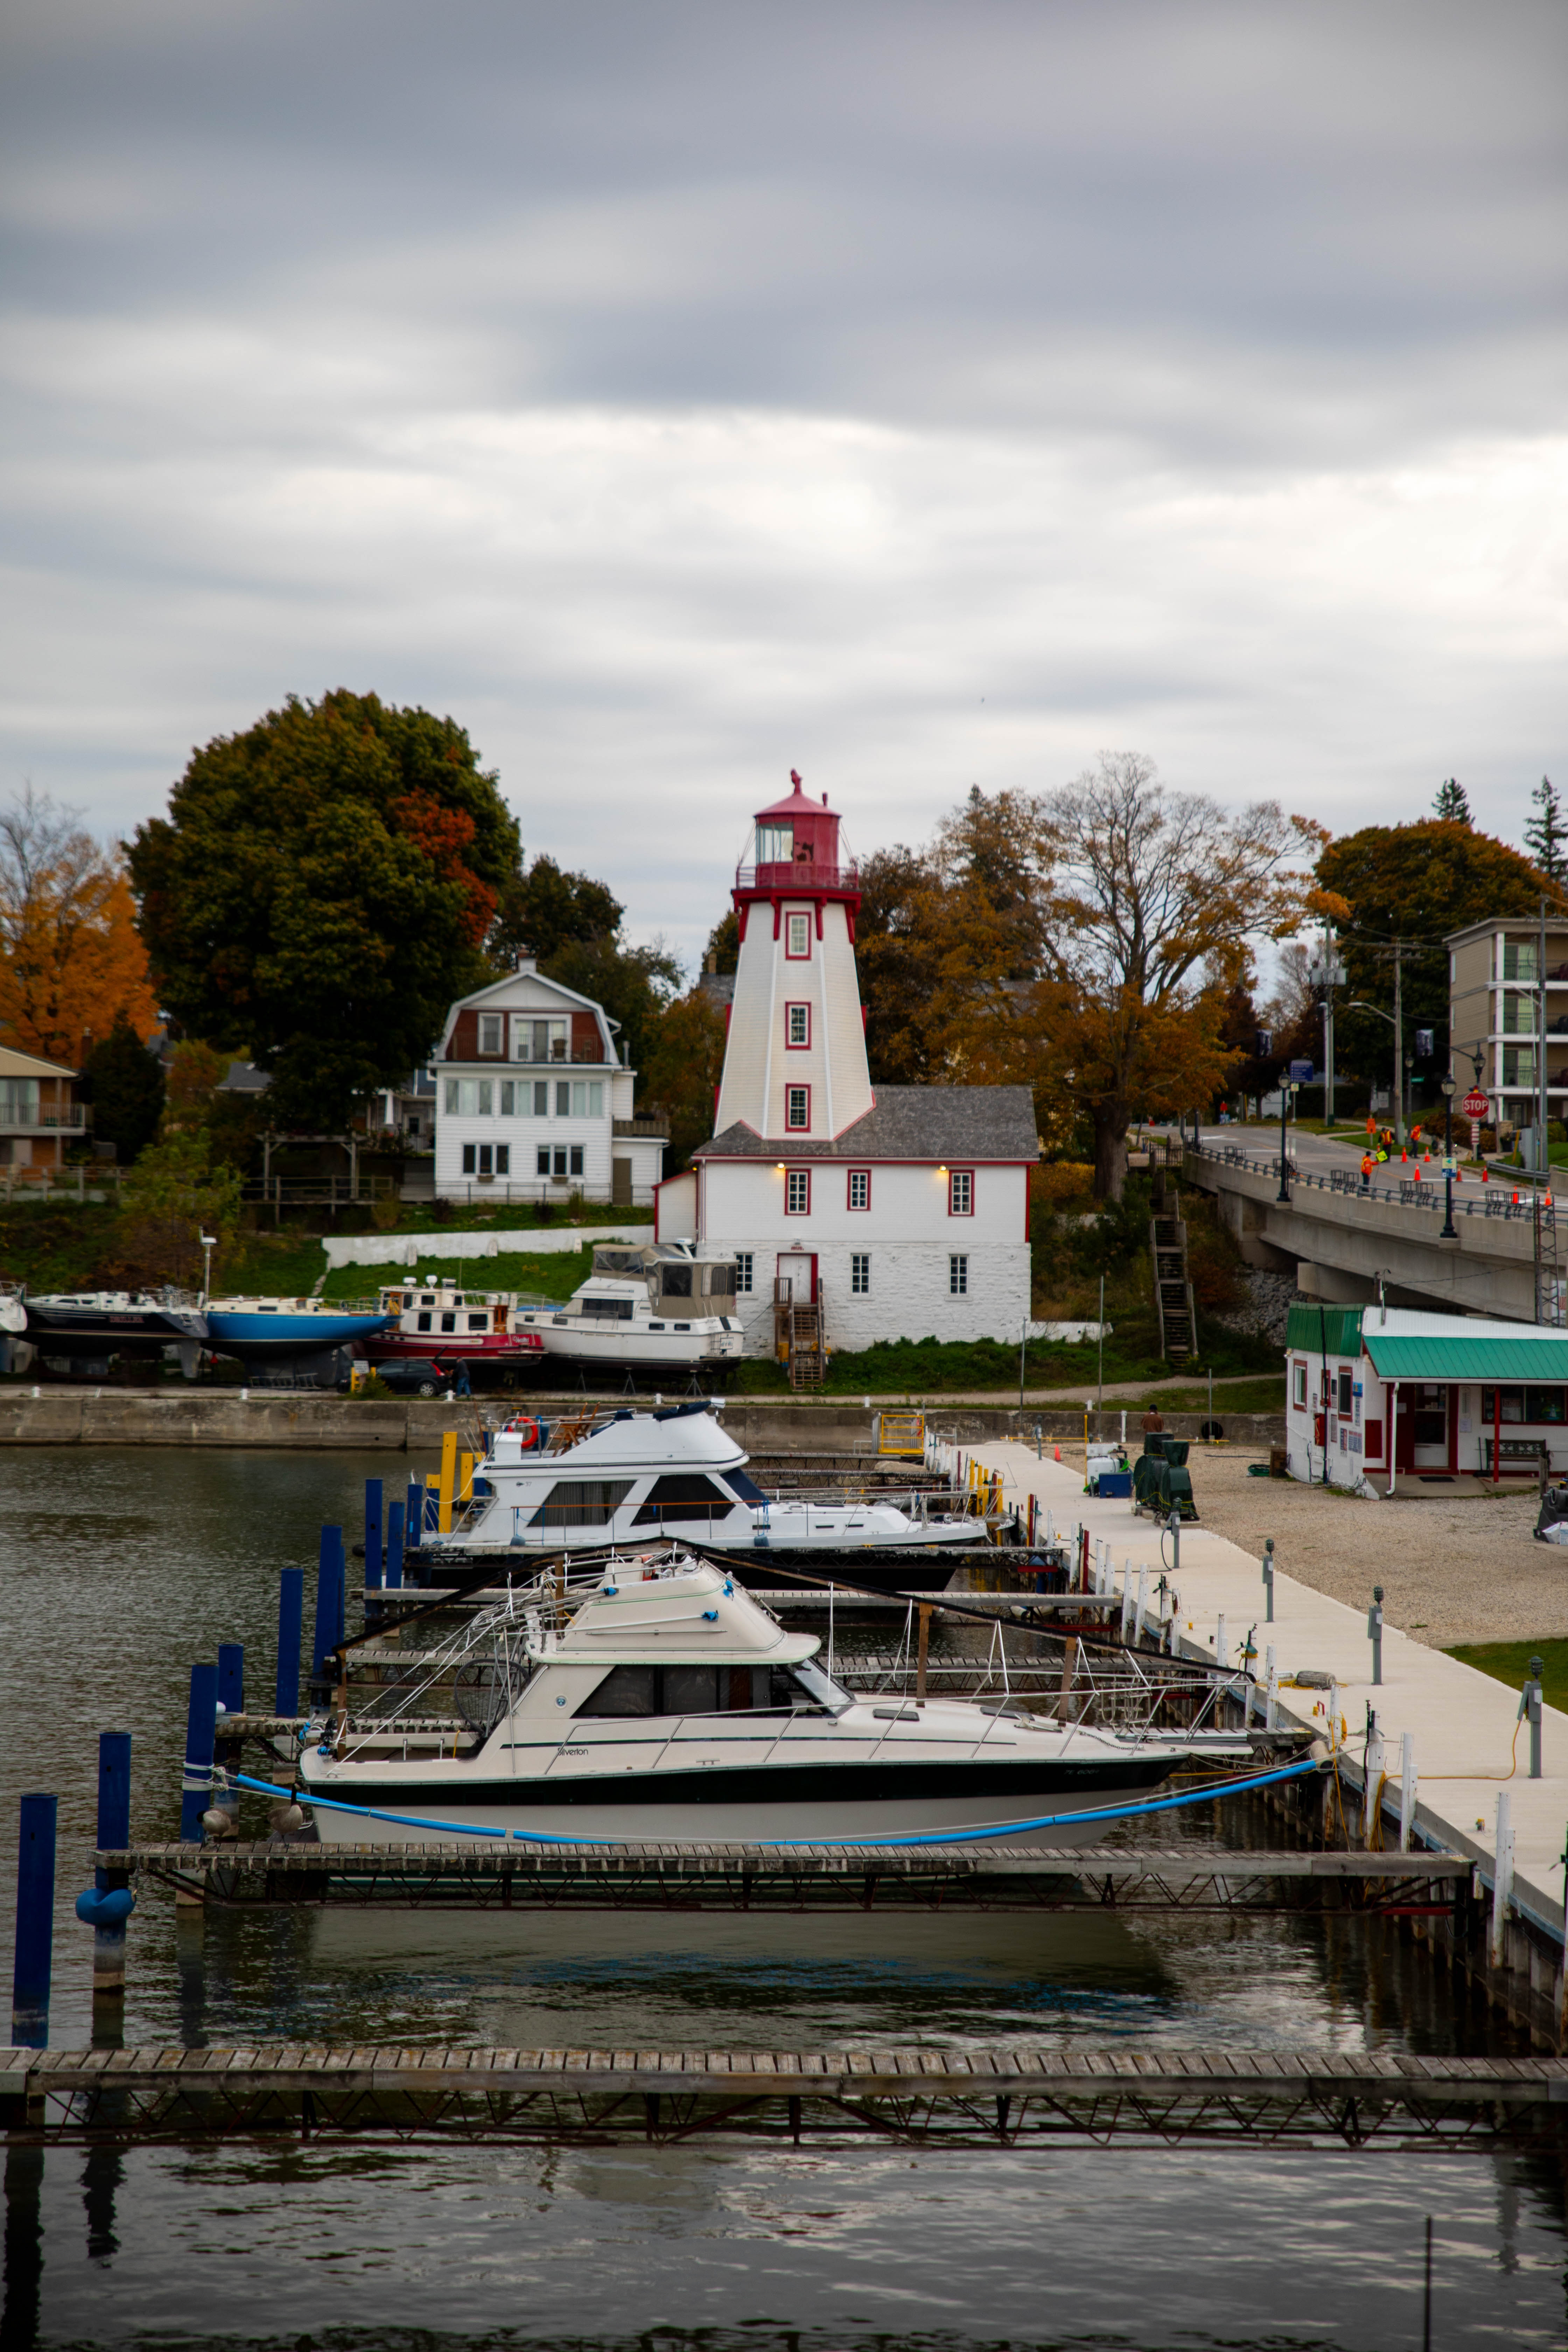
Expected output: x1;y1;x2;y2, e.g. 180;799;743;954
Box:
510;1242;744;1376
295;1548;1183;1848
425;1397;997;1590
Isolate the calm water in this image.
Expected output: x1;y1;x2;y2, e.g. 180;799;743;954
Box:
0;1446;1564;2349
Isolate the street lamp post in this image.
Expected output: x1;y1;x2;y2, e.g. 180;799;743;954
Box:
1440;1074;1458;1239
199;1231;217;1308
1276;1080;1294;1203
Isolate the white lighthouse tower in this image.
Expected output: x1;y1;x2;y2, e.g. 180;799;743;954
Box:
658;772;1036;1369
713;771;873;1142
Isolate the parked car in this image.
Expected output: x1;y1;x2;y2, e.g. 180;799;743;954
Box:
350;1357;469;1399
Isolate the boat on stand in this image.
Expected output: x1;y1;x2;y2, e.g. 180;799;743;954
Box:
510;1242;743;1378
360;1279;548;1387
424;1397;999;1591
202;1296;399;1386
22;1289;209;1375
294;1546;1184;1848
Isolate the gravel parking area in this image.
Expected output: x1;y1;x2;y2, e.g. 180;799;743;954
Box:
1076;1443;1568;1650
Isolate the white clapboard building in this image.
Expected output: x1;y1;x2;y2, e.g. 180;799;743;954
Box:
656;773;1036;1355
435;962;666;1206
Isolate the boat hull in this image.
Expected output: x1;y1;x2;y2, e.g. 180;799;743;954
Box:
299;1752;1174;1850
23;1304;207;1357
525;1325;743;1373
205;1310;392;1364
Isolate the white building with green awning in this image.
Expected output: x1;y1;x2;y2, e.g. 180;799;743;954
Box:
1285;1303;1568;1489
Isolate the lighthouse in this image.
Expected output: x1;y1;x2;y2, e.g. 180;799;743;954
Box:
713;771;873;1142
660;773;1036;1370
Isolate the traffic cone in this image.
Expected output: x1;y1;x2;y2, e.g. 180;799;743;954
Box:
1053;1444;1061;1462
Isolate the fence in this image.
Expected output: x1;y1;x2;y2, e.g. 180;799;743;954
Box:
1189;1141;1545;1221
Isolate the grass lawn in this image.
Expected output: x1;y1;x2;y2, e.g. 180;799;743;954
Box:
1446;1639;1565;1711
323;1248;596;1306
1114;1376;1285;1415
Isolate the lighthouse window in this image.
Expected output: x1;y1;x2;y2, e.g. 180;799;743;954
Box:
786;913;811;958
786;1085;810;1130
847;1168;870;1210
757;824;792;866
785;1170;811;1215
786;1003;810;1048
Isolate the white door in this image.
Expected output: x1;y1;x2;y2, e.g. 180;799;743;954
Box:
776;1253;816;1303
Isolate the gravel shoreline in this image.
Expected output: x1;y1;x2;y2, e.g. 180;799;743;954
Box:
1072;1443;1566;1650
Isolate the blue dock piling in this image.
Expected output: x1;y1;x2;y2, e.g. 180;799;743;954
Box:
386;1498;405;1589
217;1643;244;1717
365;1478;384;1589
312;1525;346;1685
85;1734;134;2002
179;1664;217;1843
405;1477;424;1585
275;1568;303;1716
12;1792;58;2045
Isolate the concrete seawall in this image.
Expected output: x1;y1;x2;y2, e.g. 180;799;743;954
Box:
0;1392;1286;1451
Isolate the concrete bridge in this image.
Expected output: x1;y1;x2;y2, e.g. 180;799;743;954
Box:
1183;1140;1558;1321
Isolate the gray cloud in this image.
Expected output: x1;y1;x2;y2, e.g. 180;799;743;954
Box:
1;0;1564;964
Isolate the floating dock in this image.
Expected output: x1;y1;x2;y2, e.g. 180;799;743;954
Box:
4;2042;1563;2151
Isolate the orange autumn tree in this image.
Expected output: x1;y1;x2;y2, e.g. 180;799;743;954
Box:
0;786;158;1067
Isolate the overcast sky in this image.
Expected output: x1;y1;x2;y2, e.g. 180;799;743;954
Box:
2;0;1564;968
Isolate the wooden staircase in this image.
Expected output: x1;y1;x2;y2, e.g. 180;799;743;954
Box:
1149;1185;1198;1363
774;1279;828;1390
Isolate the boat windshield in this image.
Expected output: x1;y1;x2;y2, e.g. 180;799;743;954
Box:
793;1658;853;1714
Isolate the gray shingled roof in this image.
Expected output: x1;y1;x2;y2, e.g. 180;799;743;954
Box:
694;1085;1037;1162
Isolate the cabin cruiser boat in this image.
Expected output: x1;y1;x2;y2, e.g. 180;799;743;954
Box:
23;1289;208;1361
511;1243;743;1375
361;1279;547;1385
204;1297;396;1372
294;1549;1184;1847
426;1397;996;1590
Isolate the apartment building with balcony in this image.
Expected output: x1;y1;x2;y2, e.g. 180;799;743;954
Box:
1447;916;1568;1133
0;1045;88;1174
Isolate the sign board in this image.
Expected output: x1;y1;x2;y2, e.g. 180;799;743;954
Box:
1288;1059;1314;1082
1462;1090;1490;1121
1415;1027;1435;1058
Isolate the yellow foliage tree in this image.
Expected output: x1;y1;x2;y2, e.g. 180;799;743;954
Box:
0;787;158;1066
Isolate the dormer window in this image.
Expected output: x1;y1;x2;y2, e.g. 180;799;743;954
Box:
478;1013;504;1056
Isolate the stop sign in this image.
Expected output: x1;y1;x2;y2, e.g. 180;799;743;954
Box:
1462;1090;1490;1120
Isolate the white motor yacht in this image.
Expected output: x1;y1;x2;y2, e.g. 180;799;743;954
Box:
296;1549;1183;1848
512;1242;743;1374
428;1397;993;1590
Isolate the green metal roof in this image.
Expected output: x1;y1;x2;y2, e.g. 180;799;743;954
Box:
1285;1304;1364;1357
1362;1332;1568;1381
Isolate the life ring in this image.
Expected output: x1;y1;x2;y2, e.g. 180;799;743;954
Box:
506;1416;540;1450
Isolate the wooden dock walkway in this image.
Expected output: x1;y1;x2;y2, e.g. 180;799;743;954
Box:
4;2042;1563;2150
100;1839;1467;1914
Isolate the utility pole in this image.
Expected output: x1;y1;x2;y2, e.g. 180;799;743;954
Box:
1309;925;1347;1124
1540;894;1549;1170
1392;942;1405;1146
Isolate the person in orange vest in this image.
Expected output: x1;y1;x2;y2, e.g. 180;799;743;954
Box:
1360;1151;1374;1191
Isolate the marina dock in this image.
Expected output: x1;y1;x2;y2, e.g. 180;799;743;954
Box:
4;2042;1563;2151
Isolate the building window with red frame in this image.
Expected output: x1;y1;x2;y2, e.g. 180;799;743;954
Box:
948;1168;973;1215
785;912;811;958
847;1168;870;1211
785;1169;810;1214
785;1002;811;1048
786;1085;811;1130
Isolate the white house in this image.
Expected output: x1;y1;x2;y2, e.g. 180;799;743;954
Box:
435;961;666;1207
657;772;1036;1354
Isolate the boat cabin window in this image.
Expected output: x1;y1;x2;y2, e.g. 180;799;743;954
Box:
723;1468;769;1503
580;1298;634;1320
631;1474;734;1526
660;1265;693;1298
417;1312;432;1332
467;1314;488;1331
701;1265;736;1297
526;1479;635;1528
579;1662;838;1719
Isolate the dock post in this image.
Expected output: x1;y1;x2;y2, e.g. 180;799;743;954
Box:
1399;1731;1416;1852
1262;1538;1274;1623
1216;1613;1226;1679
275;1568;303;1717
405;1478;424;1584
91;1732;132;2012
385;1498;405;1589
1521;1658;1543;1779
215;1644;244;1827
1265;1650;1278;1733
364;1478;384;1590
1491;1791;1513;1966
180;1664;217;1843
10;1792;57;2045
1363;1723;1384;1843
1368;1587;1383;1686
311;1526;345;1695
1134;1564;1149;1646
438;1432;458;1533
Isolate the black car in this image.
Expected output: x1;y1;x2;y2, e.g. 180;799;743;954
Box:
356;1358;468;1399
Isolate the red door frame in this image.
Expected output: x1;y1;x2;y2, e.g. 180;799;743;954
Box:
1393;1383;1456;1474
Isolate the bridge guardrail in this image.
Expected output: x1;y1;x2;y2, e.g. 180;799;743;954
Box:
1184;1141;1544;1221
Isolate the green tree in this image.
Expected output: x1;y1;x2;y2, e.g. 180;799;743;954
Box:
80;1012;164;1164
1526;775;1567;884
127;691;522;1132
110;1125;242;1291
540;935;682;1098
1433;777;1471;823
702;909;739;975
1315;819;1564;1088
644;987;728;1173
491;856;623;966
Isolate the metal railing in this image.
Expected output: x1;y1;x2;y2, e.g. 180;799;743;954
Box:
734;861;858;892
1186;1139;1547;1221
